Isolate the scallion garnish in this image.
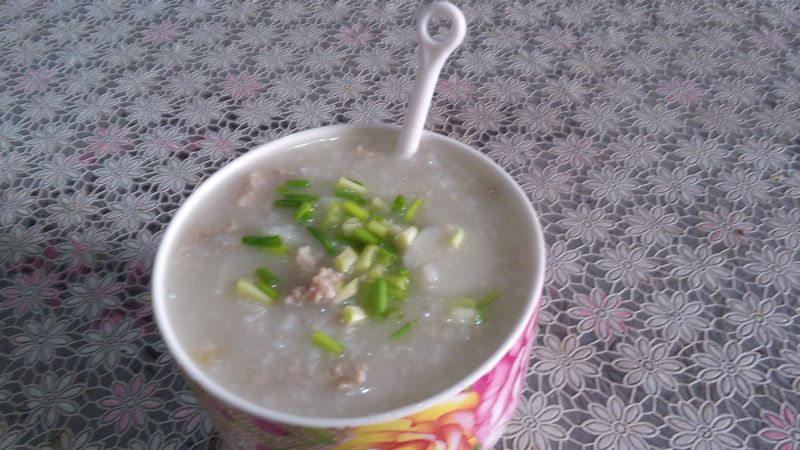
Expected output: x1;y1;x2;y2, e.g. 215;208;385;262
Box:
366;278;388;316
341;305;367;325
356;245;378;272
335;189;366;203
342;200;370;221
294;202;315;222
255;280;279;299
284;192;319;202
286;179;310;188
477;290;499;309
241;235;283;248
274;199;303;208
334;246;358;272
390;319;419;340
352;227;380;245
311;330;344;356
254;267;278;287
234;278;273;306
391;195;406;213
366;220;389;239
306;226;338;255
404;198;423;222
384;274;409;291
336;177;367;194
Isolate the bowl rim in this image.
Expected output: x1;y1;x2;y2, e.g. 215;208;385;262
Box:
152;123;546;428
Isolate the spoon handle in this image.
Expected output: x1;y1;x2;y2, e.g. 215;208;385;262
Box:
395;2;466;158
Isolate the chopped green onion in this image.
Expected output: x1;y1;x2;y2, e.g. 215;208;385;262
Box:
477;290;499;309
335;189;366;203
311;331;344;356
394;226;418;250
264;245;290;256
451;306;478;323
404;198;423;222
451;297;478;309
395;267;411;278
306;226;338;255
449;228;465;249
384;274;409;291
274;199;303;208
341;305;367;325
336;177;366;194
286;179;310;188
334;246;358;273
321;201;343;228
366;278;388;317
368;263;387;279
352;227;379;245
356;245;378;272
295;202;315;222
234;278;273;306
255;281;279;299
390;320;419;340
369;197;390;213
285;192;319;202
366;220;389;239
342;200;370;221
254;267;278;287
391;195;406;213
387;285;407;301
241;235;282;248
376;247;397;265
333;278;359;303
341;217;362;236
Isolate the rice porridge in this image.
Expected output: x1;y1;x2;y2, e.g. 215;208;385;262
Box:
164;136;535;417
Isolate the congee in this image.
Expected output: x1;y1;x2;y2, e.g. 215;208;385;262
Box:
165;136;534;417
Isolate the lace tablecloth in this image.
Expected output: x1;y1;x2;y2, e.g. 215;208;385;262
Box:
2;0;800;448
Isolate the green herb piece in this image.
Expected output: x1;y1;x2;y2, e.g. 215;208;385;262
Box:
365;220;389;239
342;200;370;221
387;285;407;301
334;189;365;204
356;245;378;272
336;177;366;194
254;267;278;287
404;198;423;222
334;246;358;273
368;263;387;279
477;290;499;309
341;217;362;236
286;179;310;188
294;202;315;222
369;197;390;214
390;320;419;340
234;278;273;306
352;227;380;245
449;228;465;249
306;226;338;255
241;235;283;248
274;199;303;208
394;226;418;250
341;305;367;325
451;297;478;309
376;247;397;265
264;245;290;256
311;331;344;356
321;201;343;228
391;195;406;213
366;278;388;316
285;192;319;202
451;306;478;322
255;281;279;299
333;278;359;304
384;274;409;291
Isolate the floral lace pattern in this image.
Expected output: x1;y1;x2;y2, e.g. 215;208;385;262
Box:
1;0;799;448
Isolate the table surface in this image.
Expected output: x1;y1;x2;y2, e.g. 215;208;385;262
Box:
2;0;800;448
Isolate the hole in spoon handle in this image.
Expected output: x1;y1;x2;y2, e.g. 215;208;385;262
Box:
395;2;466;159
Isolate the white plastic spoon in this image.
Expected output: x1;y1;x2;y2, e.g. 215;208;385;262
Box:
395;1;466;158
